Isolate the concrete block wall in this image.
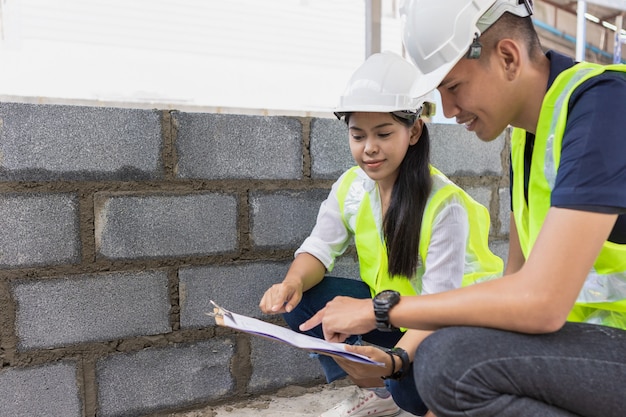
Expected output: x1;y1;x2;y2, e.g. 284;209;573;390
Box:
0;102;511;417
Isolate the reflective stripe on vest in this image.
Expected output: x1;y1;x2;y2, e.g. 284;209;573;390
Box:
336;165;503;298
511;62;626;329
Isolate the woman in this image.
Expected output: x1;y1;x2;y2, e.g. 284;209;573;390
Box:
259;51;503;417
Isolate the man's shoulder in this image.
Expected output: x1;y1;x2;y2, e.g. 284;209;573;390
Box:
547;51;626;91
569;68;626;111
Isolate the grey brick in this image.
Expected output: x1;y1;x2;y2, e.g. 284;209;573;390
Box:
0;103;162;181
0;193;80;268
0;361;81;417
499;187;512;236
463;185;502;238
180;261;291;328
13;271;170;349
429;124;505;176
489;239;509;269
464;186;492;212
96;339;235;417
249;336;325;394
250;189;328;249
95;193;237;259
310;121;506;179
326;254;360;280
175;113;303;179
310;117;354;179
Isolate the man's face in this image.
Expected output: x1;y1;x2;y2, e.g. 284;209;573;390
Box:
436;54;514;141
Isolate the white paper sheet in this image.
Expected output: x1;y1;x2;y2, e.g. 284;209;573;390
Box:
209;301;384;366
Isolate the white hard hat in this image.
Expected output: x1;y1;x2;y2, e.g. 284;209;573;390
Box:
400;0;533;93
335;51;436;119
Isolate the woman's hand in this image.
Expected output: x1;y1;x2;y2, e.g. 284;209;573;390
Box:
259;253;326;315
259;279;303;314
299;296;375;342
334;345;395;380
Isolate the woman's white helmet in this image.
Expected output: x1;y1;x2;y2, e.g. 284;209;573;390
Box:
334;51;435;120
400;0;533;93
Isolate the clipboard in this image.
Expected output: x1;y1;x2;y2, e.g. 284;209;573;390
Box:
208;300;384;366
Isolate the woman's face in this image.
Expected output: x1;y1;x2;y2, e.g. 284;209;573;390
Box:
347;112;421;187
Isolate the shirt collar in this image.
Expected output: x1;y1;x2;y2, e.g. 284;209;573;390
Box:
545;50;577;91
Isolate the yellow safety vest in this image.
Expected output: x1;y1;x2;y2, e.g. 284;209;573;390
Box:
336;165;503;298
511;62;626;329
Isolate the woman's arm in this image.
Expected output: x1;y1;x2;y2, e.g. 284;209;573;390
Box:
394;329;432;362
260;175;351;315
302;208;617;340
259;252;326;314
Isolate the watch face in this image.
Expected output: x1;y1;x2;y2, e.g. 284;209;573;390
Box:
376;290;400;304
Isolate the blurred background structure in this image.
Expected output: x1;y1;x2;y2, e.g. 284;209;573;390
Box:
0;0;624;121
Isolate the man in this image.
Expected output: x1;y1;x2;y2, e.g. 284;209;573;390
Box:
300;1;626;416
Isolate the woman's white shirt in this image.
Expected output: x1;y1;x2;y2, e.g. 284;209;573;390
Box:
296;171;469;295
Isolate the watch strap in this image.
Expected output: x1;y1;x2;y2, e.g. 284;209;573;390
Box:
373;290;400;331
382;347;410;380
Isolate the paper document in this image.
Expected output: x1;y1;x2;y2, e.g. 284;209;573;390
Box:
208;301;383;366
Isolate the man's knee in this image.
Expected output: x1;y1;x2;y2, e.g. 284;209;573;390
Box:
414;327;493;407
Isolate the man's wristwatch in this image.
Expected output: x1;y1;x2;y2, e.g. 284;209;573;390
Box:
372;290;401;331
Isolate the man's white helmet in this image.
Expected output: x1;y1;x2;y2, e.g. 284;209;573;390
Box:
400;0;533;94
335;51;435;119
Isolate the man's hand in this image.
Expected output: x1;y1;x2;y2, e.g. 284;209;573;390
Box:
299;296;376;342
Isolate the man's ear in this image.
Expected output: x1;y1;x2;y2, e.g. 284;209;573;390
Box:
410;119;424;145
495;38;522;81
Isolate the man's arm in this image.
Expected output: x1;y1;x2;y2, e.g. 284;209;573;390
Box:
302;208;617;341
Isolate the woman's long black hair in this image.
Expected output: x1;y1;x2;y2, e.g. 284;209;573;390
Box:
343;112;432;279
384;114;431;279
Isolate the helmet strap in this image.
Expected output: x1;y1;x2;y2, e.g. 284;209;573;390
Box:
520;0;533;16
391;109;420;124
466;33;482;59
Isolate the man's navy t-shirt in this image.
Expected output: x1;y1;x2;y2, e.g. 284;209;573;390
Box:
513;51;626;243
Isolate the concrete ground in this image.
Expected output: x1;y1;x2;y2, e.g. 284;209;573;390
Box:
163;379;416;417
